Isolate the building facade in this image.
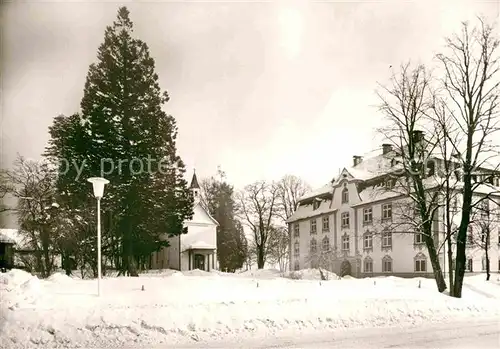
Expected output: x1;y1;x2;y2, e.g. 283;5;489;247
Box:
287;141;500;278
150;171;219;271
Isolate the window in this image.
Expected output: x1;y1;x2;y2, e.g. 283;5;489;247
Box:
467;226;474;245
385;178;394;189
322;236;330;251
382;256;393;272
364;257;373;273
382;204;392;220
342;188;349;204
481;232;487;243
482;256;488;271
293;223;300;238
310;239;317;254
481;200;489;218
414;232;424;244
498;229;500;245
294;261;300;271
322;216;330;231
426;161;435;176
294;241;300;254
341;212;350;228
342;234;350;251
363;208;373;224
363;232;373;250
415;259;426;272
310;219;317;234
414;253;426;272
313;200;320;210
382;230;392;248
452;197;458;212
466;258;473;272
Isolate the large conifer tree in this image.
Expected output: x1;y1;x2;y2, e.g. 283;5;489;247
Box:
45;7;193;275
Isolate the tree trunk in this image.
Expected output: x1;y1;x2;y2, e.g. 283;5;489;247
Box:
453;187;472;298
447;240;454;296
453;218;469;297
256;245;265;269
485;234;490;281
423;222;447;292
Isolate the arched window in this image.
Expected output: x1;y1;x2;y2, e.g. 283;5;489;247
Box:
310;238;317;253
382;255;392;273
342;188;349;204
414;252;426;272
322;236;330;251
363;256;373;273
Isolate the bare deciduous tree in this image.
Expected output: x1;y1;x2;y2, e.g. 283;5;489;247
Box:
276;175;311;221
236;180;280;269
267;225;289;272
4;156;60;277
377;62;447;292
436;17;500;297
469;199;498;281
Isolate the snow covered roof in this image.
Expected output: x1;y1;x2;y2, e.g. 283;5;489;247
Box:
187;241;216;250
0;231;16;244
286;199;336;223
298;183;333;201
353;187;404;206
0;229;30;250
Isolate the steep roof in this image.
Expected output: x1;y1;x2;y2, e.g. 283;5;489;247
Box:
189;170;200;189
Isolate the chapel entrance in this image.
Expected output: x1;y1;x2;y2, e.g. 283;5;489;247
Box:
194;253;205;270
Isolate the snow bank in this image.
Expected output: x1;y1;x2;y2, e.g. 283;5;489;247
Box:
140;269;183;277
0;269;34;288
47;272;73;283
238;268;282;279
288;268;339;280
1;269;499;348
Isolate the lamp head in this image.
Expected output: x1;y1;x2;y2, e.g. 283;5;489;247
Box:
87;177;110;199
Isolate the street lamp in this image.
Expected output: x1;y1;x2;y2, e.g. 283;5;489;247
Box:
87;177;109;296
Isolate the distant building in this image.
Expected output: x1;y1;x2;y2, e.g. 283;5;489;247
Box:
0;228;62;271
150;170;219;271
287;132;500;278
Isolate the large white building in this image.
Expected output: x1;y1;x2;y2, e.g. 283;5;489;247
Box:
287;138;500;278
151;171;219;271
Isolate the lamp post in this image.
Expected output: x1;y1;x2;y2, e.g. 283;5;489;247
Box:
87;177;109;297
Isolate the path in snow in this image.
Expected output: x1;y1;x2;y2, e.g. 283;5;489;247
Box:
463;282;497;299
172;318;500;349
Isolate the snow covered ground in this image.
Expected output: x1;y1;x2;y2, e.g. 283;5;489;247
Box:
1;268;499;348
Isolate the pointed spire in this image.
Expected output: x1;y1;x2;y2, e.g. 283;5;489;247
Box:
190;169;200;189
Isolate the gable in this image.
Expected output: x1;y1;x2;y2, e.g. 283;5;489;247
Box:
187;203;219;226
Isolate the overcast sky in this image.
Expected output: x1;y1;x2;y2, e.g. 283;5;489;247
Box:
1;0;499;190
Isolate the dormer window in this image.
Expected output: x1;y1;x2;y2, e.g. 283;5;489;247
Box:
313;200;320;210
342;188;349;204
385;179;394;189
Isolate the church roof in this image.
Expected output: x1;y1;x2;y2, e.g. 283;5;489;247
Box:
190;170;200;189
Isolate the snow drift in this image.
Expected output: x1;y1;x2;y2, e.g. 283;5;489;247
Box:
1;268;499;348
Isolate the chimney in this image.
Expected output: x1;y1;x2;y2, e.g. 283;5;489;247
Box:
412;130;424;144
353;155;363;166
382;144;392;155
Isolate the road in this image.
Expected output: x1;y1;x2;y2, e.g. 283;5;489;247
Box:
173;318;500;349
